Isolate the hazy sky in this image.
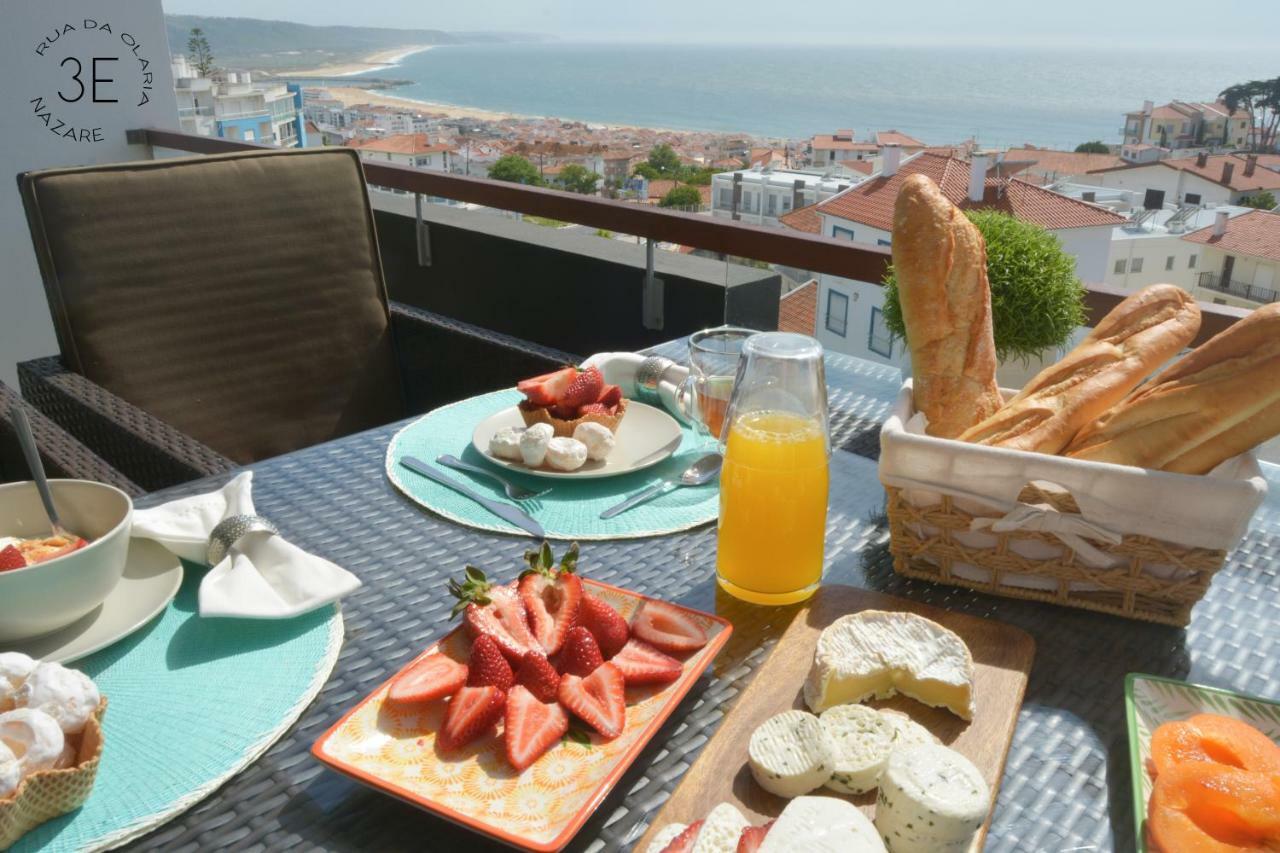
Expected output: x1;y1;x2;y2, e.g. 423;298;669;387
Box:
162;0;1278;49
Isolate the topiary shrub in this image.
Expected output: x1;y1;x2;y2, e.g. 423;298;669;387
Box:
881;209;1086;363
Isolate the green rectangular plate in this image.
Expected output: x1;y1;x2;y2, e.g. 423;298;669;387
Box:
1124;673;1280;851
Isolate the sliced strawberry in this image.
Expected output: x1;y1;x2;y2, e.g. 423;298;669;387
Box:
0;545;26;572
466;634;514;691
735;820;774;853
515;651;561;703
610;638;682;685
548;404;579;421
518;542;583;656
597;384;623;407
387;652;468;705
630;600;708;655
577;402;612;417
438;684;505;750
576;594;629;658
504;684;569;771
660;819;704;853
558;366;604;410
558;626;603;677
558;661;625;739
516;367;576;407
450;567;539;661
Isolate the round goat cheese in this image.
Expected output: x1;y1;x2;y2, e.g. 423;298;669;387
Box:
748;709;834;798
878;708;940;751
820;704;897;794
644;822;688;853
757;795;887;852
692;802;750;853
874;743;990;853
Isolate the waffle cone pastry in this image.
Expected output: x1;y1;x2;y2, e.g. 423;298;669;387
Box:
514;366;627;438
519;398;628;437
0;699;106;848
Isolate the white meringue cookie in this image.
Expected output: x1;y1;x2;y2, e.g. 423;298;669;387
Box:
0;708;64;774
572;422;615;462
0;739;20;797
15;663;100;735
53;739;78;769
519;423;555;467
545;437;588;471
0;652;37;713
488;426;526;461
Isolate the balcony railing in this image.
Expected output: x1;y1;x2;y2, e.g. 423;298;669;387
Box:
125;127;1249;348
1199;271;1280;304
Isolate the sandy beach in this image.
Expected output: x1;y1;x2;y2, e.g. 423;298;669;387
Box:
324;86;522;121
288;45;435;78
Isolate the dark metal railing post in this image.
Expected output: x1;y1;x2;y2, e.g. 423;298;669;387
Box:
643;238;664;331
414;193;432;267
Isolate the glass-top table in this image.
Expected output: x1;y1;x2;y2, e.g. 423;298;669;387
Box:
124;342;1280;852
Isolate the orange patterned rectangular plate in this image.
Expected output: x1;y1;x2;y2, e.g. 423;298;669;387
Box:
311;579;732;852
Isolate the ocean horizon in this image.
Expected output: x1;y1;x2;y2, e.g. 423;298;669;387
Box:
358;43;1274;149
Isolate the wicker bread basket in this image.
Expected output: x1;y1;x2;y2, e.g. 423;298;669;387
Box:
0;699;106;848
880;382;1267;627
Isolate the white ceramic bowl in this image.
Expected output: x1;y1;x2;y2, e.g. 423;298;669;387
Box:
0;480;133;642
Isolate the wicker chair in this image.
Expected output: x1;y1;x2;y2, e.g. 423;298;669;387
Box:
16;148;577;492
0;380;143;497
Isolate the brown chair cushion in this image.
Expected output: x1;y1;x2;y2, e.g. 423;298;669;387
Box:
21;148;405;465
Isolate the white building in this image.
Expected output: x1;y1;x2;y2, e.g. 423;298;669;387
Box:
809;130;879;166
1104;204;1253;294
1182;209;1280;308
710;164;871;227
350;134;456;193
1122;100;1251;151
171;55;304;147
1088;153;1280;207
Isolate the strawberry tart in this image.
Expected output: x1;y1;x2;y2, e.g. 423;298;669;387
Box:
516;366;627;438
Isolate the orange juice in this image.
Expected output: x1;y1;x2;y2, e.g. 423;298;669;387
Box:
716;410;829;604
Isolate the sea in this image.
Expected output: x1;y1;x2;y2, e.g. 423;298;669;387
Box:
357;43;1274;149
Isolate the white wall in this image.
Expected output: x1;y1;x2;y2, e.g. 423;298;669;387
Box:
1;1;178;385
1104;234;1203;292
1053;225;1114;283
1090;166;1231;206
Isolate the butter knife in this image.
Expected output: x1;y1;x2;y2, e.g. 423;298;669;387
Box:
400;456;545;538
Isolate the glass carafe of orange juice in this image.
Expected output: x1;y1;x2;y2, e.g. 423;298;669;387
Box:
716;333;830;605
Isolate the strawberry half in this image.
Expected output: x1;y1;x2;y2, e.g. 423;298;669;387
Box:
557;661;626;739
0;545;26;572
576;594;628;659
558;367;604;410
504;684;569;771
577;403;613;417
736;820;774;853
515;651;561;703
517;367;576;407
518;542;583;656
630;600;708;655
610;638;682;685
660;819;704;853
557;626;603;677
466;634;514;691
449;567;539;661
387;652;468;705
598;384;623;408
438;684;505;750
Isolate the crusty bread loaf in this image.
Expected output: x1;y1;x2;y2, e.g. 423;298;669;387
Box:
892;174;1002;438
958;284;1200;454
1066;302;1280;474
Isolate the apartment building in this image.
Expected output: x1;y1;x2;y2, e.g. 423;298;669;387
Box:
1087;153;1280;207
171;56;305;148
1122;100;1251;150
710;164;870;227
350;134;455;192
809;130;879;166
1104;205;1253;294
1183;210;1280;307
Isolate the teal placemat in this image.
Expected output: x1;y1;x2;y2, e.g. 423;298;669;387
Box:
386;390;720;539
13;565;342;852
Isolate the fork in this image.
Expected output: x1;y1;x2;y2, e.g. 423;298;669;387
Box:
436;454;550;501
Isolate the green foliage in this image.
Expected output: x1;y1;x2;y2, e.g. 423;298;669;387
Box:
554;164;601;195
1239;191;1277;210
647;143;682;176
658;185;703;209
1074;141;1109;154
680;166;716;186
881;210;1085;363
1220;77;1280;152
488;155;543;186
595;229;614;239
632;162;661;181
187;27;215;77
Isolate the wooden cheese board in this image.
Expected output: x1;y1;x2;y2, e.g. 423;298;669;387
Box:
634;584;1036;852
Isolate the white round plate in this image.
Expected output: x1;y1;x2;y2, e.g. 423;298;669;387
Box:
471;402;684;480
3;538;183;663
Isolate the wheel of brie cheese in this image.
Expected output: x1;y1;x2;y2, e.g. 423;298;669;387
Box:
803;611;976;720
874;743;990;853
748;709;834;798
819;703;897;794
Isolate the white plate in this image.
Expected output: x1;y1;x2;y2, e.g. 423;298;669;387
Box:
471;402;684;480
3;538;183;663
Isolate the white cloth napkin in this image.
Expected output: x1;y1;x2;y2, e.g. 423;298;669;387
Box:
579;352;691;423
131;472;361;619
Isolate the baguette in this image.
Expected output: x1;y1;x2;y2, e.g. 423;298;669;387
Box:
892;173;1001;438
1066;302;1280;474
958;285;1200;453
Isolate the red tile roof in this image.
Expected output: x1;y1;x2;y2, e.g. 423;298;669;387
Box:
779;204;823;234
875;130;926;148
1087;154;1280;192
353;133;453;155
817;153;1126;232
642;180;711;204
1004;146;1124;183
831;160;874;175
1181;209;1280;262
812;135;878;152
779;281;818;335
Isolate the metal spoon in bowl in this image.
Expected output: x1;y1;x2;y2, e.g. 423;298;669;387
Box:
9;403;74;539
599;452;723;520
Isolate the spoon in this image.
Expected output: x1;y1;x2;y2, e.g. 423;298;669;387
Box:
9;403;74;540
599;452;723;519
